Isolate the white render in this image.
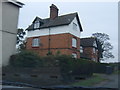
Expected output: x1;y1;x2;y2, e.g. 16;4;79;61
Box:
0;1;23;66
27;17;81;38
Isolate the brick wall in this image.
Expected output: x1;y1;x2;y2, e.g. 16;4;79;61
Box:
83;47;98;62
26;33;80;58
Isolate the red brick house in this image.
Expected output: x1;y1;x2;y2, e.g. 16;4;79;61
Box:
80;37;99;62
26;4;83;58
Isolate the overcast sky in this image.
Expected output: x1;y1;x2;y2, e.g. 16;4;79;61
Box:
18;0;118;63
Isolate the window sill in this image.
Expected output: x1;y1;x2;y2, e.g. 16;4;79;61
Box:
72;47;77;49
32;46;39;48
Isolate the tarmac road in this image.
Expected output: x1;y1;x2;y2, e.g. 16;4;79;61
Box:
2;85;43;90
93;74;119;89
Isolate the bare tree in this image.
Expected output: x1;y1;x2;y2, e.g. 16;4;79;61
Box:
17;28;26;51
92;33;114;61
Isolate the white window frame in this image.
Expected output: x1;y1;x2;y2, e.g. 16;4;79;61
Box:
73;23;77;30
80;46;83;53
34;21;40;29
93;41;97;47
72;53;77;58
93;48;96;53
32;38;40;47
72;38;77;48
92;58;96;61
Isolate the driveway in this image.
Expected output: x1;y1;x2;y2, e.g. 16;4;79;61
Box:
93;74;119;88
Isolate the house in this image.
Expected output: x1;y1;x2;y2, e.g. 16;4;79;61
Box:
26;4;83;58
80;37;99;62
0;0;24;66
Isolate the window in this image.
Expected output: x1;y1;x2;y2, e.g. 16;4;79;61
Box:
92;58;96;61
93;48;95;53
72;53;77;58
93;41;97;47
73;23;77;30
32;38;40;47
72;38;77;47
34;21;40;29
80;46;83;53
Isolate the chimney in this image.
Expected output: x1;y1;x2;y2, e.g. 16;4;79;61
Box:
50;4;59;19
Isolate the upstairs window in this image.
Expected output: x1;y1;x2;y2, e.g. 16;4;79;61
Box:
80;46;83;53
34;21;40;29
72;38;77;48
32;38;40;47
73;23;77;30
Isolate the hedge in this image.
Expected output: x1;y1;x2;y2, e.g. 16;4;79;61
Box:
9;50;43;67
9;50;109;76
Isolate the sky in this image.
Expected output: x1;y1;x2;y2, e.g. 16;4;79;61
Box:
18;0;118;63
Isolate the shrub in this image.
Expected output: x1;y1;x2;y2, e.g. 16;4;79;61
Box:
9;50;42;67
41;55;58;67
93;62;109;73
55;55;94;77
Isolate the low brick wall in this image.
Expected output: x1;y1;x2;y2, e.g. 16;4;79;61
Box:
2;67;64;86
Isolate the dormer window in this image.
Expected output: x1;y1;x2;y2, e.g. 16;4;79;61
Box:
34;21;40;29
73;23;77;30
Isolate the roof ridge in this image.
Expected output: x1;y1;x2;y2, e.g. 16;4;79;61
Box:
35;12;77;20
59;12;77;17
81;37;96;39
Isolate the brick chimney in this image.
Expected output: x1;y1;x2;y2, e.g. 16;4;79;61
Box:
50;4;59;19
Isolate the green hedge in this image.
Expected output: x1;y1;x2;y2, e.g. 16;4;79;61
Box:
9;50;109;76
9;50;43;67
92;63;109;73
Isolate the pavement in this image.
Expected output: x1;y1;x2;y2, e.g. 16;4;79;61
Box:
93;73;119;89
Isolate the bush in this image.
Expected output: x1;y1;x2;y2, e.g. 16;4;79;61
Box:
9;51;108;75
93;62;109;73
41;55;58;67
9;50;42;67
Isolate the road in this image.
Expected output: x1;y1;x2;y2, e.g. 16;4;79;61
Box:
2;85;43;90
93;74;119;88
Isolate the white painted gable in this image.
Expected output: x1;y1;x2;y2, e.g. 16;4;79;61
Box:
68;17;81;38
27;17;81;38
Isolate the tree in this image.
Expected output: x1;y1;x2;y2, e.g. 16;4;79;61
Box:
17;28;26;51
92;33;114;61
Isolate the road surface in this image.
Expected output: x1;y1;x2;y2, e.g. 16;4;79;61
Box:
93;74;119;89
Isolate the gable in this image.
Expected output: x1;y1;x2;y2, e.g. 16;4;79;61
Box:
80;37;98;48
70;17;82;32
26;13;83;32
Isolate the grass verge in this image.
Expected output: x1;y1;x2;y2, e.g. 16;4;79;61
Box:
113;70;120;74
71;73;107;87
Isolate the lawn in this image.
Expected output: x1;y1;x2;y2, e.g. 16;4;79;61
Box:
113;70;120;74
71;73;108;87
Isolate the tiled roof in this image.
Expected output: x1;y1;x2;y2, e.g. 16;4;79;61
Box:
80;37;97;47
26;12;83;32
